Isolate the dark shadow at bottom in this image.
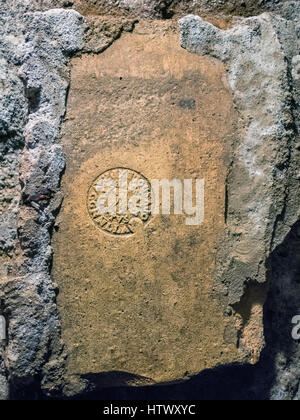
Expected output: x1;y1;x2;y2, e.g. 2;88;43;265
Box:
71;220;300;401
12;221;298;400
77;363;258;400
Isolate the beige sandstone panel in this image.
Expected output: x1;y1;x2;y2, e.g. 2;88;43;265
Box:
53;21;242;384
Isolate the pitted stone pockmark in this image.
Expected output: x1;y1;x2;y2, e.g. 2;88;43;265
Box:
87;167;152;236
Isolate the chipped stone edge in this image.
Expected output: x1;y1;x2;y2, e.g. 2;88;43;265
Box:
179;11;300;367
0;0;299;399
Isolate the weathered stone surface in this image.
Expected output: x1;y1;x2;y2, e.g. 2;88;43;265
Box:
0;0;299;400
45;0;294;19
180;12;299;300
180;10;300;399
83;15;137;53
0;0;84;399
52;20;245;385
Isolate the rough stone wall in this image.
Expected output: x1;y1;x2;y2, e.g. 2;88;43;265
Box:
34;0;297;19
180;8;299;310
0;0;299;400
0;0;84;399
179;7;300;399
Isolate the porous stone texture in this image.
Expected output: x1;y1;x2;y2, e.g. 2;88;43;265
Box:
0;0;84;399
83;15;137;53
53;20;244;386
38;0;296;20
0;0;299;400
180;11;299;301
179;7;300;400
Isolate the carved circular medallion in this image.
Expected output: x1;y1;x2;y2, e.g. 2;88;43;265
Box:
87;168;152;236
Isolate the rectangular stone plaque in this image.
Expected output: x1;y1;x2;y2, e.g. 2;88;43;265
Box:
53;21;241;385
